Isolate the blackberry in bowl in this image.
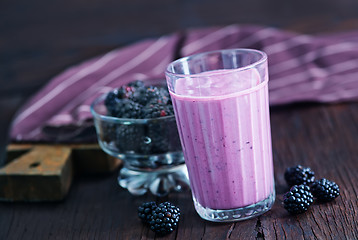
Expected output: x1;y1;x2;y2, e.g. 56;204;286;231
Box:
90;80;188;196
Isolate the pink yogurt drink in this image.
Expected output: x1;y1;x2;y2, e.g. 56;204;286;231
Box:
166;49;275;222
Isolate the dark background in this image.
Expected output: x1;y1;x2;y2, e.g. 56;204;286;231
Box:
1;0;358;161
0;0;358;160
2;0;358;118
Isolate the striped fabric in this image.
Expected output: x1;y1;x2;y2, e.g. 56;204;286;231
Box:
10;25;358;142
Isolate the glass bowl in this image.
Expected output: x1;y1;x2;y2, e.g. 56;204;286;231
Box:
90;93;189;196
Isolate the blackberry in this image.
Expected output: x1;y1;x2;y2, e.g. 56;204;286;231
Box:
284;165;315;187
141;103;174;119
115;124;144;152
146;121;170;153
131;86;164;105
166;104;174;115
283;184;314;214
99;121;116;143
138;201;157;224
144;86;162;101
104;90;119;114
140;104;174;154
109;99;142;118
128;80;145;88
311;178;340;202
139;115;180;155
117;85;137;99
105;81;174;120
159;87;170;98
157;88;171;105
147;95;170;105
149;202;180;235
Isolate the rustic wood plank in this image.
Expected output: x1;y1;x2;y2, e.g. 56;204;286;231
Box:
0;145;73;201
1;144;121;201
6;144;122;174
6;144;34;163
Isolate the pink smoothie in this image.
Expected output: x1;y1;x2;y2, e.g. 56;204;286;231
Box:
170;68;274;210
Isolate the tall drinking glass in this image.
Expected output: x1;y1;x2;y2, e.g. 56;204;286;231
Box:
165;49;275;222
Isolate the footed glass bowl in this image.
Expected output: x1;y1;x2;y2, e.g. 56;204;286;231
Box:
90;93;189;196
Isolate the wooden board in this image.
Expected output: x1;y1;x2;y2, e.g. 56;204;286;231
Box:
0;144;121;202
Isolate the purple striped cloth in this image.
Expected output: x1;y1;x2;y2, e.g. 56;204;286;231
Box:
10;25;358;142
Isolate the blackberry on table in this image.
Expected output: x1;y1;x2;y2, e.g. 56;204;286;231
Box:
283;184;314;214
138;202;157;224
149;202;180;235
284;165;315;187
311;178;340;202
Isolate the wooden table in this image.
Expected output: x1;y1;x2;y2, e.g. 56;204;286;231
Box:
1;0;358;239
2;102;358;239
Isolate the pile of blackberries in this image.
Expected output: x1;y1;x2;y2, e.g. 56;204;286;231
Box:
283;165;340;214
104;80;174;119
101;80;180;155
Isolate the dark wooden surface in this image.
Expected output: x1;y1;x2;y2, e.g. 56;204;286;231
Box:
1;0;358;239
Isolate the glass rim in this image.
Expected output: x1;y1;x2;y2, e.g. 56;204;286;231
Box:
165;48;267;78
90;93;175;124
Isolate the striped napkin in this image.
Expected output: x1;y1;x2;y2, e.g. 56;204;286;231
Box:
10;25;358;142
